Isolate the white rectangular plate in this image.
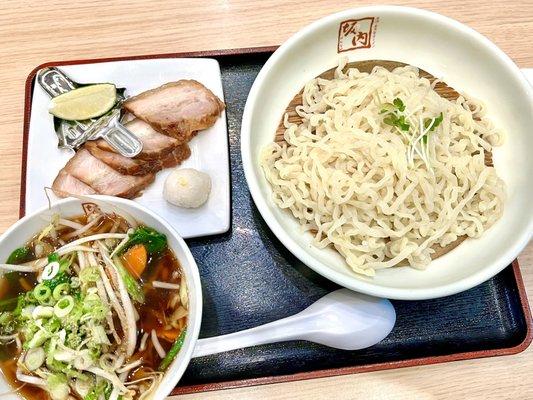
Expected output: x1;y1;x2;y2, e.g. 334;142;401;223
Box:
26;58;230;239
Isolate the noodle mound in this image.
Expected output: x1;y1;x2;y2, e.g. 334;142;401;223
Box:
260;61;505;276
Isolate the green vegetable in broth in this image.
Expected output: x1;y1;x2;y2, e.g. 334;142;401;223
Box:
0;297;18;312
6;246;32;265
114;256;145;304
119;226;167;256
4;247;33;287
159;329;187;371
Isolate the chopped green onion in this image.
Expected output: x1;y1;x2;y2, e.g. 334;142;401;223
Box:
47;374;69;400
90;325;110;345
44;317;61;334
26;329;49;349
33;305;54;319
54;296;74;318
48;253;59;264
34;283;52;304
43;272;70;292
0;312;15;335
74;377;93;398
84;382;108;400
70;277;80;289
0;312;12;326
25;347;45;371
79;267;100;284
42;262;60;281
52;283;70;300
13;295;26;316
72;350;94;370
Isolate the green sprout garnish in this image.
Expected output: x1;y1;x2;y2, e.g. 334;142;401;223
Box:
422;112;444;144
381;98;410;131
380;97;445;171
393;97;405;111
384;114;410;131
380;97;405;114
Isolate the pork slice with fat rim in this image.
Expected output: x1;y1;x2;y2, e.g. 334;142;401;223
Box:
85;142;160;176
161;144;192;168
63;149;154;198
52;170;97;197
124;80;225;143
95;118;179;161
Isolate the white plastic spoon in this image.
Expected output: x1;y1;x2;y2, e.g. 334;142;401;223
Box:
192;289;396;357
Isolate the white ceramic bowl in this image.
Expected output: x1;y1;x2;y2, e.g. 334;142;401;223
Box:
0;196;202;399
241;6;533;300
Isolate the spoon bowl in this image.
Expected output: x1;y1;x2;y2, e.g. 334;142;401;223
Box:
298;289;396;350
193;289;396;357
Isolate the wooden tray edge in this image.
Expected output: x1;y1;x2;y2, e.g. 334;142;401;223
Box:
20;47;532;396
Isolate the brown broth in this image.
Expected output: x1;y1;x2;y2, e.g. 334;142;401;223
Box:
0;211;188;400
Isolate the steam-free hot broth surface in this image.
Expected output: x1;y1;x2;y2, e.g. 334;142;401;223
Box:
0;204;188;400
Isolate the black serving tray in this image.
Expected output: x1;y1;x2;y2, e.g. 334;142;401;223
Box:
22;48;532;396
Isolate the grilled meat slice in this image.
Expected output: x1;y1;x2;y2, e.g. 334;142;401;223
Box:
85;142;159;176
63;149;154;198
123;80;224;143
95;118;179;161
161;144;192;168
52;170;97;197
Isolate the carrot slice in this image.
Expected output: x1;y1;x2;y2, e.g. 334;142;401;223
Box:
158;327;181;342
121;244;148;279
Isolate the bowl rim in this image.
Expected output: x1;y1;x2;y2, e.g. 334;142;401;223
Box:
0;195;203;397
241;5;533;300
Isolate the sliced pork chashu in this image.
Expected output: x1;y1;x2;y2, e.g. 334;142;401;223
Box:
86;141;191;175
95;119;179;161
63;149;154;198
160;144;191;168
52;170;97;197
124;80;225;143
85;142;158;176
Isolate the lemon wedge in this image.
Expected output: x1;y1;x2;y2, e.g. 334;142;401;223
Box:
49;84;117;121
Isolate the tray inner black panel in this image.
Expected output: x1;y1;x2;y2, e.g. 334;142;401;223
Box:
180;52;527;386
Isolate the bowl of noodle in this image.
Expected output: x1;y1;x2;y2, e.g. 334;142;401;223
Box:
241;6;533;300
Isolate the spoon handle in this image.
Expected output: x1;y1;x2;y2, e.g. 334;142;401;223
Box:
192;313;307;358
